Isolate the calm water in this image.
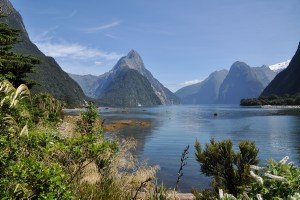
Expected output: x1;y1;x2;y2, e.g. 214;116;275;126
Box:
97;105;300;192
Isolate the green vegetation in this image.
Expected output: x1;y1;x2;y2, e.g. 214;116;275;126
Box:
246;156;300;199
195;139;259;196
0;19;39;88
240;93;300;106
0;80;72;198
214;156;300;200
194;139;300;200
0;80;166;199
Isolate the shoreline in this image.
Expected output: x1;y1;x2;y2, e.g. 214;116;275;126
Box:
261;105;300;109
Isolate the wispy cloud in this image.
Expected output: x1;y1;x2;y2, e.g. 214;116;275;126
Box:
179;79;203;86
94;61;103;65
35;42;122;61
163;79;203;92
30;30;123;75
84;21;120;33
30;26;59;42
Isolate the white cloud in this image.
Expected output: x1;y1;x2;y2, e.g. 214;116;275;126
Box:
162;79;203;92
84;21;120;33
179;79;203;86
29;27;123;75
94;61;102;65
29;26;59;43
35;42;122;61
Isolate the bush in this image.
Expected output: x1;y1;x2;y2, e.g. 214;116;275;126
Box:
76;102;101;135
0;80;118;198
195;138;259;196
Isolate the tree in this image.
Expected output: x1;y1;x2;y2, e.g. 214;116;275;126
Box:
195;138;259;196
0;17;39;88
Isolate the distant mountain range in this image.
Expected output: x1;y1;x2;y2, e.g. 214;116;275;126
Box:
4;0;296;106
218;62;266;104
175;60;288;104
261;43;300;96
0;0;87;106
176;70;228;104
70;50;180;107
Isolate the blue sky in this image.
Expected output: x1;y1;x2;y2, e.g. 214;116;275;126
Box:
10;0;300;91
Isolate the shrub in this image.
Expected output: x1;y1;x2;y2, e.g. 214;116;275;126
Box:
31;93;64;124
195;138;259;196
76;102;101;135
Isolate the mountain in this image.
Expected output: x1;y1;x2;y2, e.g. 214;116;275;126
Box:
175;70;228;104
252;65;277;88
0;0;87;106
268;60;290;73
176;62;279;105
218;61;265;104
99;69;161;106
71;50;180;106
261;43;300;96
68;73;102;98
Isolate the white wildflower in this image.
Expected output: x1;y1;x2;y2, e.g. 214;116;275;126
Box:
257;194;263;200
288;161;294;166
279;156;289;164
250;165;265;171
250;171;263;184
264;173;287;181
224;194;238;200
290;193;300;200
219;189;224;198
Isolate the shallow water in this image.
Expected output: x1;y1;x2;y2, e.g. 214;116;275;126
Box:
93;105;300;192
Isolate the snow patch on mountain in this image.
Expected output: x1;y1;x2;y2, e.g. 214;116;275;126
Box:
269;60;291;72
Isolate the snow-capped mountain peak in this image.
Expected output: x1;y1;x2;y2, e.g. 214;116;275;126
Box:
268;59;291;72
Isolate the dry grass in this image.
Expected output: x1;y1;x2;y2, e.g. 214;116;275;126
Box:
57;115;80;137
73;137;163;200
58;114;191;199
58;116;152;136
104;119;152;132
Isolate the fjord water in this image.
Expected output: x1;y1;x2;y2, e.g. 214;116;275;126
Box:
99;105;300;192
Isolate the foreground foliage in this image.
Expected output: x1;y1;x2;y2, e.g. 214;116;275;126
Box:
0;80;170;199
215;156;300;200
0;80;73;198
194;139;300;200
245;156;300;199
195;138;259;197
